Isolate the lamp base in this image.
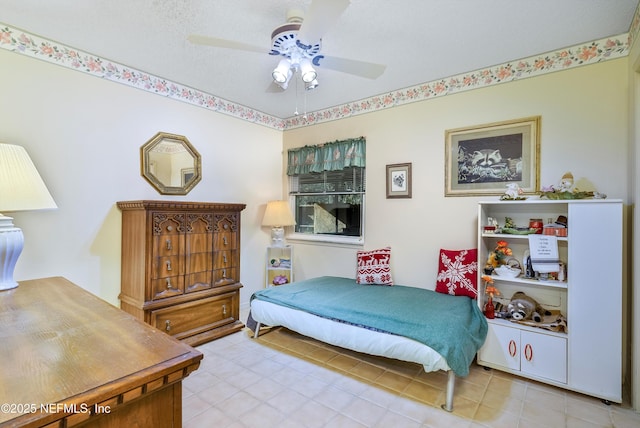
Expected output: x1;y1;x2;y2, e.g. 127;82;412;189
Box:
271;226;285;247
0;214;24;291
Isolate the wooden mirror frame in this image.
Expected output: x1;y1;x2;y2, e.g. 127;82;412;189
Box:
141;132;201;195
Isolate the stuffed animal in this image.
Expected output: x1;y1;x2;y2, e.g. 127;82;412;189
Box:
507;291;550;322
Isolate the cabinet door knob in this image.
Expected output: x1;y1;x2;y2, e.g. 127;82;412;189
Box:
223;236;228;246
508;340;517;357
165;320;171;332
166;239;172;250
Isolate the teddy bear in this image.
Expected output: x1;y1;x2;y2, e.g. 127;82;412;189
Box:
507;291;550;322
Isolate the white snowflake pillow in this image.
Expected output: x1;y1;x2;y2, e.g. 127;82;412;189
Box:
435;249;478;299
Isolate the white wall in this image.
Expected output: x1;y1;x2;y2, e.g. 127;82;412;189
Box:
0;49;282;306
628;29;640;411
284;59;629;289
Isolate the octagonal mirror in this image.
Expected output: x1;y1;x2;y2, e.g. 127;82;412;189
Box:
141;132;201;195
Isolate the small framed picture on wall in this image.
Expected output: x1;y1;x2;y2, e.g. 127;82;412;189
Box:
386;163;412;199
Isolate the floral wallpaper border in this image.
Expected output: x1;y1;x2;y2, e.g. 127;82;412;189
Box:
0;24;285;130
1;17;637;131
285;33;630;129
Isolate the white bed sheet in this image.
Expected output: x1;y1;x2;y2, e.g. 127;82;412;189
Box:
250;299;450;373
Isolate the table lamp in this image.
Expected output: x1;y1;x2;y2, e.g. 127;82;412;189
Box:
262;200;296;247
0;143;57;290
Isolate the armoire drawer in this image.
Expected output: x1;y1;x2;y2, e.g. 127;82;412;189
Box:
149;292;238;340
150;275;184;300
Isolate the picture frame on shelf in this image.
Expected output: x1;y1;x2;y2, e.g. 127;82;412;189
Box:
386;162;412;199
445;116;540;197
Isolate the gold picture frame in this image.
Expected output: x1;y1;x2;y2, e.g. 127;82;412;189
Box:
445;116;540;197
386;163;412;199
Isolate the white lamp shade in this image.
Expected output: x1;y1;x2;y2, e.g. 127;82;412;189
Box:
0;143;57;212
262;201;296;227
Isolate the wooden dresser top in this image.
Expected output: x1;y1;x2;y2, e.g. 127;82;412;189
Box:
0;277;202;425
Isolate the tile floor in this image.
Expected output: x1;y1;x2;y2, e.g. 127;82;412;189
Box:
182;323;640;428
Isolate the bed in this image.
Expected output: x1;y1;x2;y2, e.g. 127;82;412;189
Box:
247;276;488;411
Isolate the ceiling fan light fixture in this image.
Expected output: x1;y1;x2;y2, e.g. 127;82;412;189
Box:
276;80;290;90
299;58;317;83
305;79;319;91
272;58;292;83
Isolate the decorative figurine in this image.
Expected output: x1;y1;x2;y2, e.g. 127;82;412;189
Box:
500;183;525;200
557;172;574;192
539;171;603;200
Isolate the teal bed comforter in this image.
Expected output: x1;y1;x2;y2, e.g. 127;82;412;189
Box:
251;276;487;377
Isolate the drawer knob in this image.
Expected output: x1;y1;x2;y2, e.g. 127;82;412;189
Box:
165;320;171;332
166;260;172;271
222;269;227;278
223;254;227;264
166;239;172;250
222;304;227;316
166;278;172;289
223;236;228;246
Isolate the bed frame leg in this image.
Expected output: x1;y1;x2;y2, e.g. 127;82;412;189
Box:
441;370;455;412
253;322;261;339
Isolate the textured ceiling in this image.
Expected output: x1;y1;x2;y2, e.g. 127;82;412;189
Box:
2;0;638;119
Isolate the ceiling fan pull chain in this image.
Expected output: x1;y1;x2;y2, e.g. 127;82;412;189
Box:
294;72;300;116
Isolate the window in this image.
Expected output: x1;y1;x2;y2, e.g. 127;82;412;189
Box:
287;137;365;244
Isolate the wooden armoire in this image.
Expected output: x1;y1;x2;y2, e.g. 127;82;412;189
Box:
117;200;246;346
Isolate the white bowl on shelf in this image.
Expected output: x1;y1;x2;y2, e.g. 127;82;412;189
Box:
494;265;521;278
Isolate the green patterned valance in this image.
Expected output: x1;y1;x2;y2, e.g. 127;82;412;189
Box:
286;137;366;175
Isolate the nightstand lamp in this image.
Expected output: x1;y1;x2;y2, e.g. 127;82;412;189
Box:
262;200;296;247
0;143;57;291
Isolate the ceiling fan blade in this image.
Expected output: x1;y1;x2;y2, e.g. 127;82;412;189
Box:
297;0;350;45
315;55;386;80
187;34;266;54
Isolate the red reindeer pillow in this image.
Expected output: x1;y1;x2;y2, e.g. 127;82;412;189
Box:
356;247;393;285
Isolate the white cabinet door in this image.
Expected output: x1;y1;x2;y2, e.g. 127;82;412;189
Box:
567;202;622;401
521;330;567;384
480;323;567;384
479;323;520;371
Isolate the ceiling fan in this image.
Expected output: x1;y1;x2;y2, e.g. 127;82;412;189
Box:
187;0;386;91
